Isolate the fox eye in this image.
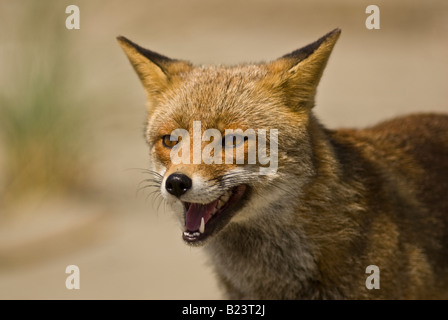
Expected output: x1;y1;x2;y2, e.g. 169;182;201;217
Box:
222;134;248;148
162;135;179;148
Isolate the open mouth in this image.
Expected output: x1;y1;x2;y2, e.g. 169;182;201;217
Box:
182;185;247;244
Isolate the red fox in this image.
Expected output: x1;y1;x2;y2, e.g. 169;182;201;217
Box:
117;29;448;299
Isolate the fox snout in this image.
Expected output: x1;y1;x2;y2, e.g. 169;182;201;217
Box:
160;168;249;245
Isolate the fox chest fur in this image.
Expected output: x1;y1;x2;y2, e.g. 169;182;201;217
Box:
118;29;448;299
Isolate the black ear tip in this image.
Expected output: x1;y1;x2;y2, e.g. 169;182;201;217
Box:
324;28;341;41
116;35;131;45
280;28;341;62
331;28;342;35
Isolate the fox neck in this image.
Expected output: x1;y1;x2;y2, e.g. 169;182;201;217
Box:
206;114;364;299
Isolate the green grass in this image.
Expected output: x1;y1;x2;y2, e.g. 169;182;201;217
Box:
0;3;86;204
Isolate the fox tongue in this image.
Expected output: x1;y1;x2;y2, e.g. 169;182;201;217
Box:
185;200;218;232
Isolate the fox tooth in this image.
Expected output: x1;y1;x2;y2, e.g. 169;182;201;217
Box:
221;192;230;203
217;199;225;209
199;217;205;234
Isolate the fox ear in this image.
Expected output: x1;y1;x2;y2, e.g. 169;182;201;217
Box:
117;36;192;106
268;28;341;109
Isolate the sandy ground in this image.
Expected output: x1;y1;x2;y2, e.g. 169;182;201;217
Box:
0;0;447;299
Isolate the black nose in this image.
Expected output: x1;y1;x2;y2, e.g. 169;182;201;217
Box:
165;173;192;198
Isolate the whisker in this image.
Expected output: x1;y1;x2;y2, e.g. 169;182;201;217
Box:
145;189;160;203
136;177;161;196
136;185;160;198
129;167;169;215
126;167;164;178
266;180;296;198
205;170;296;199
163;200;168;214
206;171;242;183
137;180;162;189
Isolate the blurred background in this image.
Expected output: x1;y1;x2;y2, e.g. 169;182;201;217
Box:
0;0;447;299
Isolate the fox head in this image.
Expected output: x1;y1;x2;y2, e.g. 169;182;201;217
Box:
117;29;340;245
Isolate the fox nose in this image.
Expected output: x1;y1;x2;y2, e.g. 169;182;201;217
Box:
165;173;192;197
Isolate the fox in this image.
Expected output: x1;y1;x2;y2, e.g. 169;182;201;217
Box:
117;28;448;299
